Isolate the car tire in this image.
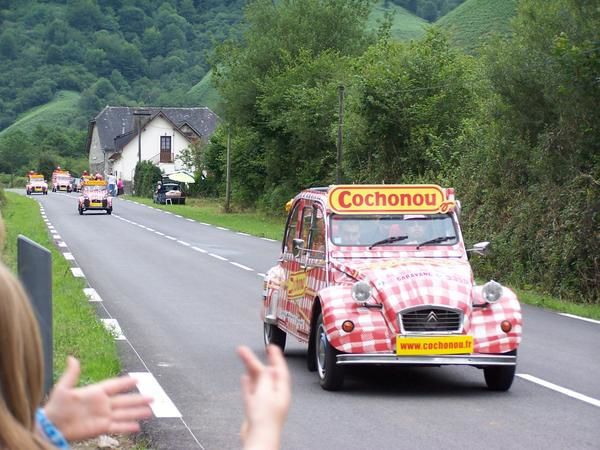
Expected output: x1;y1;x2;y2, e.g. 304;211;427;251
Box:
106;208;112;215
78;207;83;215
315;313;344;391
484;350;517;391
263;322;286;351
26;190;31;195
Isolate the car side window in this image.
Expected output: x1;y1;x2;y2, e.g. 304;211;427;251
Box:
283;202;300;253
309;208;325;254
300;207;313;245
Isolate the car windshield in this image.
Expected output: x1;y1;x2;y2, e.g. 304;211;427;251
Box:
83;186;107;193
57;176;70;182
164;185;180;192
330;214;458;247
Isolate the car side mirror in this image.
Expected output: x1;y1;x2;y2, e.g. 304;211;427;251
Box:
467;241;490;257
292;238;304;258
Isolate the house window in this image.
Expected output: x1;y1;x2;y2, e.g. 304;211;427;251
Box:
160;136;172;163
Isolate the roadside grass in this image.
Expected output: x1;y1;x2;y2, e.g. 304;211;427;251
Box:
131;194;600;320
1;192;121;383
127;195;285;241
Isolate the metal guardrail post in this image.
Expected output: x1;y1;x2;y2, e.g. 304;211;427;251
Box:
17;235;53;394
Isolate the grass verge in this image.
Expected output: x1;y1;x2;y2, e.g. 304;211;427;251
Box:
132;194;600;320
1;191;121;383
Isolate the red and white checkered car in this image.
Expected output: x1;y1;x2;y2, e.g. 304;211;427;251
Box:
262;185;522;391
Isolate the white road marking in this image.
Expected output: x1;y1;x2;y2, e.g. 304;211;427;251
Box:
260;237;276;242
559;313;600;325
177;240;191;247
192;246;207;253
216;226;229;231
155;231;165;236
200;222;210;226
101;318;126;340
175;214;182;218
230;262;253;271
165;235;177;240
236;232;250;236
70;268;85;277
164;211;173;215
186;218;194;222
129;372;182;418
52;234;61;240
517;374;600;408
63;252;75;260
147;227;155;232
58;241;67;248
257;272;266;277
83;288;102;302
209;253;228;261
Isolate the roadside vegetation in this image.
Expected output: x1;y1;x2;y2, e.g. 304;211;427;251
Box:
0;190;121;383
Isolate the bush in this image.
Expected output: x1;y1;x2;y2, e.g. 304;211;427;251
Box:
133;161;161;198
0;173;27;188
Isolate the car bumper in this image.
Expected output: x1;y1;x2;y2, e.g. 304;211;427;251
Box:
336;353;516;367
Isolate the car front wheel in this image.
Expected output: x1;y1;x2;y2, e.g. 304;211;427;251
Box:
484;350;517;391
315;313;344;391
263;322;286;351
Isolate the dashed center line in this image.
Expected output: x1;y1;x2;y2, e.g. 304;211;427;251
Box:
209;253;228;261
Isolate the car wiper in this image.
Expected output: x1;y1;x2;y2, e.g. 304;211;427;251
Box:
369;235;408;249
416;236;457;250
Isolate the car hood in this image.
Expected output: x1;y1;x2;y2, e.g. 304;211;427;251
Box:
82;191;108;200
330;258;474;333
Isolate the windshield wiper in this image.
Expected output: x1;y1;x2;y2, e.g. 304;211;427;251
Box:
369;235;408;249
416;236;456;250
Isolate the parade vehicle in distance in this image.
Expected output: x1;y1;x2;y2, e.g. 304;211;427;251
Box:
51;168;72;192
261;184;522;391
78;180;112;215
26;173;48;195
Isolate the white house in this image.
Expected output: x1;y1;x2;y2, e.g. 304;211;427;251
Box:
87;106;219;184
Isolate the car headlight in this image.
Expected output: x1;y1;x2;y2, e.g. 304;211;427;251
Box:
482;280;503;303
351;280;372;303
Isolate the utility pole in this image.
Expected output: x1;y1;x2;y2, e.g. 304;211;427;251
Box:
336;85;345;184
133;110;151;164
225;127;232;213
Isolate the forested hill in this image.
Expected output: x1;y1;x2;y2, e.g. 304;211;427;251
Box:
0;0;246;132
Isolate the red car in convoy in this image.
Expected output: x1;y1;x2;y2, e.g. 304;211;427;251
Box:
78;180;112;215
26;173;48;195
262;184;522;391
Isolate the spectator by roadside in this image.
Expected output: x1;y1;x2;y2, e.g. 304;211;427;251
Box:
107;172;117;197
117;178;124;196
0;259;153;448
238;345;291;450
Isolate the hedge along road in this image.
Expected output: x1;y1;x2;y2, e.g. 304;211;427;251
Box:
26;190;600;450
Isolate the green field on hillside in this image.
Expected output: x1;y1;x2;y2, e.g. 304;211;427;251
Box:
0;91;82;138
187;70;223;115
368;0;428;41
436;0;517;51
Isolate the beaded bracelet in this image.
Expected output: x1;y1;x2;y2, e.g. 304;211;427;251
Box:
35;408;70;449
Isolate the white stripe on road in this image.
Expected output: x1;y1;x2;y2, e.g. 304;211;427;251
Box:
83;288;102;302
146;227;155;232
129;372;182;418
517;374;600;408
175;214;182;218
209;253;228;261
71;268;85;277
559;313;600;325
52;234;61;240
58;241;67;248
216;226;229;231
236;232;250;236
63;252;75;261
186;218;194;222
200;222;210;226
165;235;177;240
101;318;126;340
177;240;191;247
260;237;276;242
155;231;165;236
229;262;253;271
192;246;207;253
257;272;266;277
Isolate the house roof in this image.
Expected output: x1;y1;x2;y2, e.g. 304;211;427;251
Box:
88;106;220;154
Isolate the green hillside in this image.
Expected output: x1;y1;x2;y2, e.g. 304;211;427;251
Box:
0;91;81;138
187;71;223;116
368;1;428;41
436;0;517;51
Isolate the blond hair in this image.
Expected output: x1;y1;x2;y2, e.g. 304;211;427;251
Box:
0;262;54;449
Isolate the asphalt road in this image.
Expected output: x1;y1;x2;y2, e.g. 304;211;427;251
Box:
24;191;600;449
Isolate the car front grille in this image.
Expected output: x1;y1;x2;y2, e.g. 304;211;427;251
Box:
399;307;463;334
